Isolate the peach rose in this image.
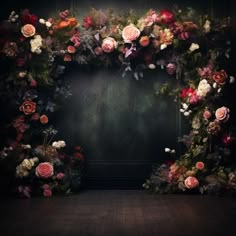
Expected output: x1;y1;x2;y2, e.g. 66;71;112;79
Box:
67;45;76;54
195;161;205;170
19;100;36;115
212;70;228;85
215;106;230;122
21;24;36;37
122;24;140;42
203;110;212;119
40;115;49;124
139;36;150;47
184;176;199;189
101;37;117;53
35;162;54;178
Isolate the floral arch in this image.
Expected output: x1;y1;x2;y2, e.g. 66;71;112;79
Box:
0;6;235;197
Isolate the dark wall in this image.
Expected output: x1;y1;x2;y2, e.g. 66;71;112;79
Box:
1;0;232;188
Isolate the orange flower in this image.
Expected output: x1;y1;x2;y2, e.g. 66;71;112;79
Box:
159;29;174;45
139;36;150;47
19;100;36;115
53;17;78;30
40;115;49;124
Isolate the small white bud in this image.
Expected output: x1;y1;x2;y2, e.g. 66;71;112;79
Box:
182;103;188;110
148;64;156;70
217;88;221;93
213;82;217;89
160;44;167;50
230;76;235;84
180;109;185;113
184;111;190;116
165;148;171;153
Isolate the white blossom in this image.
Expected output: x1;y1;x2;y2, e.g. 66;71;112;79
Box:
52;140;66;149
30;35;43;54
165;148;171;153
39;18;46;24
213;82;218;89
197;79;211;98
160;44;167;50
189;43;199;52
45;21;52;28
148;64;156;70
184;111;190;116
203;20;211;33
230;76;235;84
182;103;188;110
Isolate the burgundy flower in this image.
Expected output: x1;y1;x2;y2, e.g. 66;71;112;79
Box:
21;9;38;26
159;9;174;24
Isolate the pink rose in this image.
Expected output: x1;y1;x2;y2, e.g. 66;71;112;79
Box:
215;106;230;122
21;24;36;38
43;189;52;197
203;110;212;119
56;172;65;180
101;37;117;53
42;184;50;190
67;45;76;54
139;36;150;47
212;70;227;85
35;162;54;178
166;63;176;75
184;176;199;189
30;79;37;87
195;161;205;170
122;24;140;42
94;47;103;55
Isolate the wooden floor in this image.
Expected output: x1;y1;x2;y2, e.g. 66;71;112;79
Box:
1;190;236;236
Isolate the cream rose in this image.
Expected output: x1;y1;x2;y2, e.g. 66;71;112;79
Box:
184;176;199;189
197;79;211;98
21;159;34;170
21;24;36;38
215;106;230;122
35;162;54;178
101;37;117;53
30;35;43;54
122;24;140;42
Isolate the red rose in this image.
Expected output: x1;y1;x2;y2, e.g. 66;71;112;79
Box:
40;115;49;124
212;70;227;85
159;9;174;24
35;162;54;178
19;100;36;115
21;9;38;26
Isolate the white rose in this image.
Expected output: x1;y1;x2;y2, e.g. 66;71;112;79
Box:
21;159;34;170
182;103;188;110
30;35;43;54
45;21;52;28
197;79;211;98
189;43;199;52
39;18;46;24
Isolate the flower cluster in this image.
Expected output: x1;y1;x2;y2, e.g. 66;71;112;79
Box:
0;6;235;196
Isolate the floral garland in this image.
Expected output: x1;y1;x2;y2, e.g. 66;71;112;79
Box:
0;6;235;197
